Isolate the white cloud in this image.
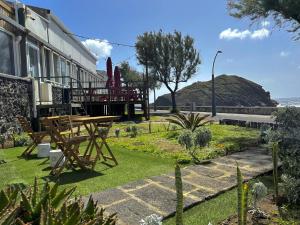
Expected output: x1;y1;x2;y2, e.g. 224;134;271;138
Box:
226;58;234;63
261;21;270;27
219;25;270;40
250;28;270;39
81;39;113;61
280;51;290;57
219;28;251;40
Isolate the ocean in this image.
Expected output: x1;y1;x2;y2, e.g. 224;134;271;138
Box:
275;97;300;107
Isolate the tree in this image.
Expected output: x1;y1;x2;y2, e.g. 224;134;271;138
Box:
119;61;161;111
136;30;201;112
119;61;143;87
228;0;300;39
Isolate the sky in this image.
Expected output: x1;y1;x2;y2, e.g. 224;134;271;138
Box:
22;0;300;102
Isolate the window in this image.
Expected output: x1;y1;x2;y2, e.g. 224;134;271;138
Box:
61;57;66;85
0;30;15;75
27;42;40;78
43;48;51;80
53;54;61;83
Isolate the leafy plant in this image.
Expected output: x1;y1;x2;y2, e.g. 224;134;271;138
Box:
140;214;162;225
272;107;300;204
0;178;117;225
13;134;30;147
280;174;300;205
178;130;193;150
166;113;211;132
251;182;267;209
177;127;212;163
193;127;212;148
237;165;249;225
129;126;138;138
175;164;183;225
115;128;120;138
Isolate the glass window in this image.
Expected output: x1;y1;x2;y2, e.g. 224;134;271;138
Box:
61;58;66;85
53;54;61;83
44;48;51;80
0;30;15;75
27;43;40;78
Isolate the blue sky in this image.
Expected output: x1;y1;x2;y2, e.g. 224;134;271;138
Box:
23;0;300;101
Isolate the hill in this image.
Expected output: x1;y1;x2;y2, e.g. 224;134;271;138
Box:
155;75;277;107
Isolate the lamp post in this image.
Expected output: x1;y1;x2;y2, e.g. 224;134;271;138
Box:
212;50;222;117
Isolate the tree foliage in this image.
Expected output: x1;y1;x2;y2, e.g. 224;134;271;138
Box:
136;30;201;112
228;0;300;39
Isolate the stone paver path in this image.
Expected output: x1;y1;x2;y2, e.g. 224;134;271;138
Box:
84;147;273;224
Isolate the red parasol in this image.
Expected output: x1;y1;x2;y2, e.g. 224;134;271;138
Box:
106;57;113;88
114;66;121;88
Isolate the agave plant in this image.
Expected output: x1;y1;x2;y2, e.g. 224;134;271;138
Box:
166;113;211;132
0;178;117;225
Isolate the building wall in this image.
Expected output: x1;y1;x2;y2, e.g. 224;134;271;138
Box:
25;7;97;73
0;73;32;133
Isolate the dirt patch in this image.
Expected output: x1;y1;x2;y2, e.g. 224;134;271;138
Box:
219;195;299;225
154;139;182;153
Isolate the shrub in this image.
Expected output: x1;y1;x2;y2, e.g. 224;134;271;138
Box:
280;174;300;205
251;182;268;209
177;127;212;164
271;107;300;204
13;134;30;147
178;130;193;150
259;124;270;143
166;113;211;132
193;127;212;148
115;128;120;138
0;178;117;225
129;126;138;138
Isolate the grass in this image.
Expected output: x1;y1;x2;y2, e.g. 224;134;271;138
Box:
164;175;274;225
108;123;260;162
0;145;175;196
0;120;260;197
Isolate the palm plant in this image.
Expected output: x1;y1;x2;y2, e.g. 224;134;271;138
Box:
0;178;117;225
166;113;211;132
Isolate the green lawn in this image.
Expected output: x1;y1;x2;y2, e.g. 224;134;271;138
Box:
0;121;259;197
108;123;260;162
0;145;175;196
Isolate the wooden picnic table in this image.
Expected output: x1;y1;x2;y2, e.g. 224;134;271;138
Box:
71;116;119;168
41;115;119;176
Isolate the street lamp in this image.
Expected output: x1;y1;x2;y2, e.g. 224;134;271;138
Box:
212;50;222;117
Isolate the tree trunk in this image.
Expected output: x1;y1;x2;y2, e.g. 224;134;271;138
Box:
153;88;156;111
171;91;177;113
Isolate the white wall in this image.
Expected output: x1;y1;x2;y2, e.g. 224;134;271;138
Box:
25;8;97;74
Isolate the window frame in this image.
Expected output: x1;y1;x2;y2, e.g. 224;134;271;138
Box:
0;27;18;76
26;41;41;79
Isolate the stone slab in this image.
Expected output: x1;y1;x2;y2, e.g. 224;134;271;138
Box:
130;184;195;215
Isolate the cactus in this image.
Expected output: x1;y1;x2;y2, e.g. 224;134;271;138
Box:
175;164;183;225
272;142;279;203
237;165;249;225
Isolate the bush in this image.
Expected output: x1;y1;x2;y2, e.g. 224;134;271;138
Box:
129;126;138;138
13;134;30;147
115;128;120;138
177;127;212;163
193;127;212;148
178;130;193;150
271;107;300;204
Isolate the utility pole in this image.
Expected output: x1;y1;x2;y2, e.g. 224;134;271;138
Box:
212;50;222;117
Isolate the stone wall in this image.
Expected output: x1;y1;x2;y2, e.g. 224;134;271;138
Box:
0;74;33;134
152;105;283;115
